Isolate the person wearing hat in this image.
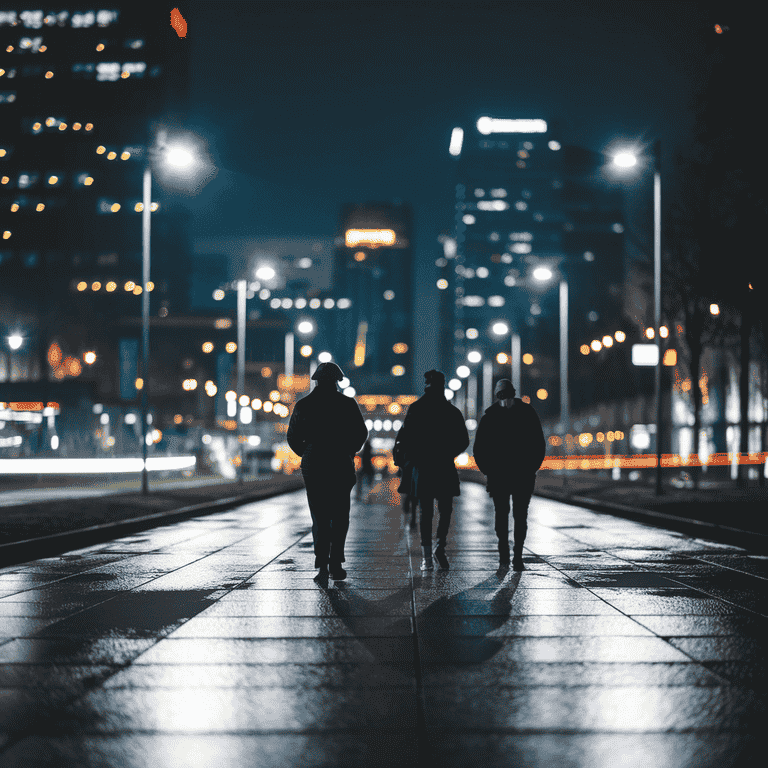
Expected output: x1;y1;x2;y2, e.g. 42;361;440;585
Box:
394;369;469;571
287;361;368;580
472;379;546;569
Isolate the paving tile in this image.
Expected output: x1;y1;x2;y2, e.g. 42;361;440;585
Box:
423;685;767;731
421;661;724;688
132;637;416;666
426;733;763;768
166;616;413;638
666;636;767;663
101;663;415;689
416;615;655;637
55;686;419;733
0;733;421;768
632;615;768;637
0;638;156;665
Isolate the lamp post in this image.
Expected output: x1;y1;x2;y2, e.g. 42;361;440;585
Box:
613;140;663;494
139;131;200;495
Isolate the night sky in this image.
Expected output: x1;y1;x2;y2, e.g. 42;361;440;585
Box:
182;0;713;245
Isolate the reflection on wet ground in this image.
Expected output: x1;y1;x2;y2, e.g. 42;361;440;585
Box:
0;478;766;766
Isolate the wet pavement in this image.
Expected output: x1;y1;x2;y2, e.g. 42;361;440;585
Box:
0;477;765;767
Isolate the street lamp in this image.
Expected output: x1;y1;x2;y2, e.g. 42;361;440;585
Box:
7;333;23;351
612;140;663;495
139;129;203;495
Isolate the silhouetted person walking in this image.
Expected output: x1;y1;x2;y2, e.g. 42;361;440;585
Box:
287;362;368;580
473;379;546;570
358;439;375;496
393;427;417;528
396;370;469;571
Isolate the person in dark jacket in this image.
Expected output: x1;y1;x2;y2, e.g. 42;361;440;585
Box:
472;379;546;570
287;361;368;580
396;370;469;571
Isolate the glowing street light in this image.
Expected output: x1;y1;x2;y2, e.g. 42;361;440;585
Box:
491;321;509;336
532;266;553;282
612;152;637;168
7;333;23;350
255;265;276;281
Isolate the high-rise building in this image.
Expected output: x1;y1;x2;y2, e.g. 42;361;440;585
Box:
331;201;414;395
445;117;627;426
0;5;192;392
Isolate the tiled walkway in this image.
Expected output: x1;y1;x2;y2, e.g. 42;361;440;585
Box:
0;478;766;767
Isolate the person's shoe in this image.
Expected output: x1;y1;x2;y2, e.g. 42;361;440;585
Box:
329;565;347;580
317;564;329;576
499;547;511;566
434;545;449;570
512;554;525;571
420;546;434;571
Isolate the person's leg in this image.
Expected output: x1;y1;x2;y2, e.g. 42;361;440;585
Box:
492;493;511;563
419;497;434;569
304;480;331;570
329;487;351;568
433;496;453;569
511;475;535;568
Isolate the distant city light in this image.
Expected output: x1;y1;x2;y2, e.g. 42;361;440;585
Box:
205;381;217;396
645;328;655;339
614;331;626;342
318;351;332;363
522;353;533;365
496;353;509;364
548;141;561;150
255;266;275;280
591;340;602;352
602;335;613;347
202;341;213;353
239;394;250;406
7;334;23;350
583;342;593;355
383;290;395;300
83;351;97;365
492;321;509;335
436;279;448;290
536;389;548;400
462;214;476;225
391;365;405;376
457;365;470;378
466;328;479;339
297;320;314;334
710;303;720;315
345;229;396;247
532;266;553;281
476;117;547;134
467;351;482;363
165;146;194;168
300;345;312;357
660;326;669;338
449;127;464;157
449;378;462;391
225;342;237;353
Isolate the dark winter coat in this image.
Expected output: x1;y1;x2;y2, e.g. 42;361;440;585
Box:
287;385;368;490
394;390;469;499
472;399;546;496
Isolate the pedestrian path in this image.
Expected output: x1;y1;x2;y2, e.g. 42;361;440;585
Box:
0;478;765;767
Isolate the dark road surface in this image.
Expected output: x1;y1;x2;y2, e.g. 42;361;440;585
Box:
0;478;765;767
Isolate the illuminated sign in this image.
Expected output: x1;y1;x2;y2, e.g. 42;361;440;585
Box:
476;118;547;135
632;344;659;366
345;229;396;248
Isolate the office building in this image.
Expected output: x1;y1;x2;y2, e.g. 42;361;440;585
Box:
445;118;627;425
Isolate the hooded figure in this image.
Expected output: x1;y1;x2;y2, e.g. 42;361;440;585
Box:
287;362;368;580
395;369;469;571
472;379;546;569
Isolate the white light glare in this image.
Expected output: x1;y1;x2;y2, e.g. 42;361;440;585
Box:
449;127;464;157
532;266;553;282
318;352;332;363
613;152;637;168
165;146;195;168
492;321;509;335
7;334;23;350
0;456;196;474
457;365;470;378
255;266;276;280
467;351;482;363
477;118;547;135
297;320;314;334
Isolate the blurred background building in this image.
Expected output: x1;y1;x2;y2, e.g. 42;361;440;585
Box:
444;117;634;431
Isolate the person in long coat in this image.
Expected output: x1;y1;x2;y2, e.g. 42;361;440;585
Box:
472;379;546;569
287;362;368;580
396;369;469;571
